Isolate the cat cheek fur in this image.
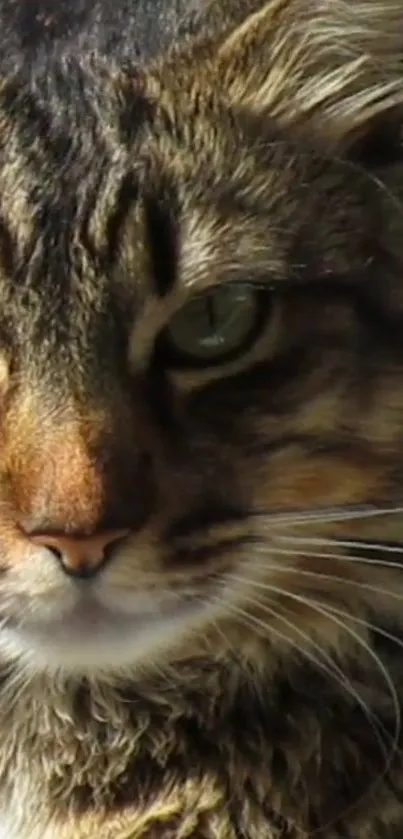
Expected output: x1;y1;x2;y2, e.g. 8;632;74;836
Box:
0;1;403;838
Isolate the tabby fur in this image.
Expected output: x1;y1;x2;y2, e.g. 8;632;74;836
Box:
1;1;403;837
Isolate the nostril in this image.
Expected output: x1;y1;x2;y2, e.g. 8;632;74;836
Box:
103;536;123;563
44;544;63;563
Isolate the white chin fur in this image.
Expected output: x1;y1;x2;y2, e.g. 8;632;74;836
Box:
0;605;210;676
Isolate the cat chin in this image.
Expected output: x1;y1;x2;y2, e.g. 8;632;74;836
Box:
0;601;209;676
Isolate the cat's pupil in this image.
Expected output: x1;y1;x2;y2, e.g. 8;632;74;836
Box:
206;295;216;331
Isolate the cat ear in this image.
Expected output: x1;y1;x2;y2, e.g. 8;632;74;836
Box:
212;0;403;153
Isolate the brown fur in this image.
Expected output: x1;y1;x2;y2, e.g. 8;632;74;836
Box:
1;0;403;836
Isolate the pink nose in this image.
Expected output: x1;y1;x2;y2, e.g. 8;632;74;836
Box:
29;529;129;578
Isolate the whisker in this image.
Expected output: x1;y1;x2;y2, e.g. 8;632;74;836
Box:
254;504;403;528
336;155;403;220
275;534;403;555
242;554;403;604
278;592;402;831
317;601;403;667
209;616;240;661
210;591;390;763
0;654;34;708
305;599;403;763
219;580;400;832
211;592;363;698
233;591;390;749
232;578;400;752
268;544;403;572
231;567;403;673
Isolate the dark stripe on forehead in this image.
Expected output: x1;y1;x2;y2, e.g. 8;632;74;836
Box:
143;188;178;298
0;214;16;278
0;79;71;169
0;58;111;186
102;171;140;267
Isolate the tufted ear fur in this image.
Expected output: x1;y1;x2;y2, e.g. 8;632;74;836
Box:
209;0;403;155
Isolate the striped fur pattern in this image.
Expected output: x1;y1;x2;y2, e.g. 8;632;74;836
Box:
1;0;403;836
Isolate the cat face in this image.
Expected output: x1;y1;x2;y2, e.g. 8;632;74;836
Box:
0;0;403;676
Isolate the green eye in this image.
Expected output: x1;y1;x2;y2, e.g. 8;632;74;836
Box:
161;284;267;368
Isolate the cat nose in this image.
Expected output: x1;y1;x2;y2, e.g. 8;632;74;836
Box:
29;529;129;578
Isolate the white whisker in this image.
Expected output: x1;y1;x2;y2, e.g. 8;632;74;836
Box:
210;593;360;699
210;590;391;767
255;504;403;528
244;554;403;604
228;577;400;759
269;544;403;572
235;591;389;750
275;534;403;555
217;579;400;832
337;155;403;220
209;616;239;660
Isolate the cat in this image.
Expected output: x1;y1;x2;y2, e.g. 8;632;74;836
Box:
0;0;403;836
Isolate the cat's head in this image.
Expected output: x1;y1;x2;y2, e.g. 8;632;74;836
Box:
0;0;402;678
